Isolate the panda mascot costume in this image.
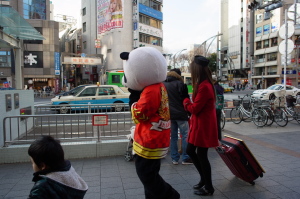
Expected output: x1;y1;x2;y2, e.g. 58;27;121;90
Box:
120;47;180;199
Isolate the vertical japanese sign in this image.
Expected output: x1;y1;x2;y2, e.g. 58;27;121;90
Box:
97;0;124;37
54;52;60;75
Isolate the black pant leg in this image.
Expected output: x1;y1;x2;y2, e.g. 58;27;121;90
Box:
186;143;204;184
135;155;180;199
196;147;213;189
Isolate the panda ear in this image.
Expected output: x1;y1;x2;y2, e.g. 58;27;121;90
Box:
120;52;129;60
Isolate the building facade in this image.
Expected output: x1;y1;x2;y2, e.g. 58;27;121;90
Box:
0;0;60;91
221;0;300;89
81;0;163;84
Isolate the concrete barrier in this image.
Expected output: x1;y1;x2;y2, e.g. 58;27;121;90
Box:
0;140;128;164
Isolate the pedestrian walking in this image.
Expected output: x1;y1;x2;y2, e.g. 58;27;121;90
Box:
163;68;192;165
120;47;180;199
212;75;224;140
28;136;88;199
183;55;219;196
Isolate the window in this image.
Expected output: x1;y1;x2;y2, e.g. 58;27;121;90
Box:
111;75;121;84
140;0;161;11
83;22;86;32
256;27;262;37
267;53;277;61
79;87;97;97
256;54;265;63
267;66;277;75
139;14;162;29
271;37;278;47
82;7;86;16
255;67;265;76
139;14;150;25
256;41;262;50
98;87;116;95
23;0;46;19
139;33;162;46
83;41;87;49
263;39;269;48
256;14;263;24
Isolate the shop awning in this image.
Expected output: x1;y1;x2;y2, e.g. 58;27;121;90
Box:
0;6;45;40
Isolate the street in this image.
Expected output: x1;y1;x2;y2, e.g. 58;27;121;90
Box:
34;89;255;105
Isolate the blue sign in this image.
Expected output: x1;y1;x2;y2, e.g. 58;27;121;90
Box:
134;22;138;30
256;27;262;36
139;4;163;21
263;24;270;35
54;52;60;75
81;53;86;57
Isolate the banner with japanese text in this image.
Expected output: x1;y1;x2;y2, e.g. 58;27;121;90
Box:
97;0;124;36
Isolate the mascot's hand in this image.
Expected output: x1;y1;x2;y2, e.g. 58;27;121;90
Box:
182;84;190;99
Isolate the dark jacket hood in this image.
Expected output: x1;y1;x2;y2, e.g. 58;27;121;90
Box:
166;71;184;83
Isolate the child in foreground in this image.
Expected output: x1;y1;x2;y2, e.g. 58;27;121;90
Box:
28;136;88;199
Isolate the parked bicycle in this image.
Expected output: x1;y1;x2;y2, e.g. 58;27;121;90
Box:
230;94;268;127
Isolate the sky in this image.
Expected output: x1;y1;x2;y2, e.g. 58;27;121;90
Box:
51;0;220;55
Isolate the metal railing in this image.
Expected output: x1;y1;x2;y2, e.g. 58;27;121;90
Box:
2;112;134;147
34;103;130;115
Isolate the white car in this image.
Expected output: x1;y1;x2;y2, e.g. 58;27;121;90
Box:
51;85;130;113
252;84;300;100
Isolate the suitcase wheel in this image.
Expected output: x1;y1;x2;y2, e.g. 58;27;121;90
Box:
259;173;263;178
250;181;255;185
124;151;134;162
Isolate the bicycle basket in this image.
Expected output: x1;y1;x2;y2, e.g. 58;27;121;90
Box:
286;95;296;107
233;99;241;106
243;100;250;109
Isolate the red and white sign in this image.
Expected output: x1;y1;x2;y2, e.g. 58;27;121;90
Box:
92;115;108;126
63;57;102;65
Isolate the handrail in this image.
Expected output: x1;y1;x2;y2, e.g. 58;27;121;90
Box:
2;112;133;147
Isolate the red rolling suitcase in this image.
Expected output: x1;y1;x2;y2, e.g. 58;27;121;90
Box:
216;135;265;185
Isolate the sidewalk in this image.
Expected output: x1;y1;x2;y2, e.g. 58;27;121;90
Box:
1;121;300;199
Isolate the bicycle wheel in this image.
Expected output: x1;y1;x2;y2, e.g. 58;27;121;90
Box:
264;107;274;126
221;110;226;129
252;108;268;127
286;107;295;122
230;108;242;124
292;106;300;124
273;108;288;127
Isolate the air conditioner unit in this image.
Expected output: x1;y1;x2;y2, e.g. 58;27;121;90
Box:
77;45;81;50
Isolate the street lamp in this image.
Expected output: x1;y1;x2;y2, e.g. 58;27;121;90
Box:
173;49;187;69
195;33;223;56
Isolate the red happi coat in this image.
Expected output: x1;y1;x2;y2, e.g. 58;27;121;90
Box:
183;80;219;148
131;83;171;159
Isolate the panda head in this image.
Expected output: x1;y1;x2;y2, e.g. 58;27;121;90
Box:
120;47;167;91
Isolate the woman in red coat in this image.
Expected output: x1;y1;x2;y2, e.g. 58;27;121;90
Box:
183;55;219;196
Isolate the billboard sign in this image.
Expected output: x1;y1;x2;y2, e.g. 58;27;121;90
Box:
24;52;43;68
139;24;163;38
139;4;162;21
97;0;124;35
54;52;60;75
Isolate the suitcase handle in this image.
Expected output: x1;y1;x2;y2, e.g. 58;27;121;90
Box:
216;146;225;154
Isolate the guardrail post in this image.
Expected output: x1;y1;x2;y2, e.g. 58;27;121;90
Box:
88;102;91;113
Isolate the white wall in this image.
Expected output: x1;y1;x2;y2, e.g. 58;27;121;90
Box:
0;90;34;147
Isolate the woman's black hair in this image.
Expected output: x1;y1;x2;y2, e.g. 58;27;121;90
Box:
28;136;65;170
190;55;214;98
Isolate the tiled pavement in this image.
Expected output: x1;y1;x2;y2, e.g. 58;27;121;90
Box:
1;121;300;199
